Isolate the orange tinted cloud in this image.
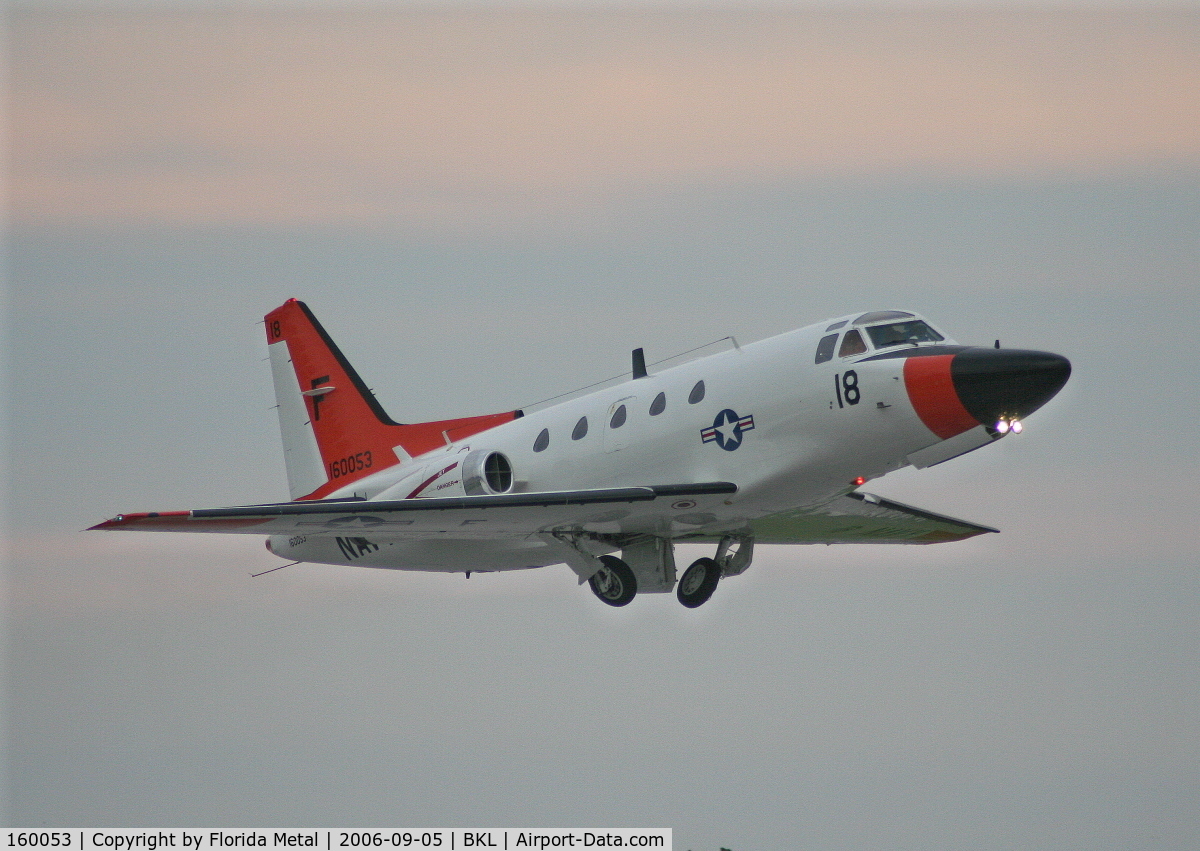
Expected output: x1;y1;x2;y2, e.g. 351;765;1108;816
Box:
13;9;1200;229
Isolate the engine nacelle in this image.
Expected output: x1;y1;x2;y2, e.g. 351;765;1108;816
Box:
460;449;515;495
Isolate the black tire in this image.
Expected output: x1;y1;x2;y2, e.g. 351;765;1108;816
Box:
588;555;637;607
677;557;721;608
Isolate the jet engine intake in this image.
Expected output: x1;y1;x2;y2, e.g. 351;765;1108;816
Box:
462;450;515;495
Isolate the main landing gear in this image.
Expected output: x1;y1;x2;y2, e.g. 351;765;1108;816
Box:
677;557;721;608
584;534;754;609
588;555;638;607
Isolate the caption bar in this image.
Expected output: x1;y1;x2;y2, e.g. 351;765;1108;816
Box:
5;832;670;851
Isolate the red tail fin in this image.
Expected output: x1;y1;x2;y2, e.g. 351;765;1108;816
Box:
265;299;520;500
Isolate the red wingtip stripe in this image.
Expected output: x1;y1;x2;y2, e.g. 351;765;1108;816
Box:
90;511;269;532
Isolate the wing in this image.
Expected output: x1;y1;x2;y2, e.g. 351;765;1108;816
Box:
686;491;996;545
90;484;990;545
89;482;739;538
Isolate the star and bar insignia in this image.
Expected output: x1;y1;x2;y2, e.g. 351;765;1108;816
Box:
701;408;755;451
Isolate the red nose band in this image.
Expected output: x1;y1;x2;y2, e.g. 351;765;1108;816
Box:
903;355;979;440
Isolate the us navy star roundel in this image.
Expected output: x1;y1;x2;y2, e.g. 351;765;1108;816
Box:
701;408;756;451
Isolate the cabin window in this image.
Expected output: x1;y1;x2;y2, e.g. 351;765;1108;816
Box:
649;392;666;416
688;380;706;404
533;428;550;452
572;416;588;440
866;320;945;349
610;404;627;429
815;333;838;364
838;329;868;358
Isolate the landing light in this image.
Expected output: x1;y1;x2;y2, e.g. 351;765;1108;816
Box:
995;420;1010;434
995;417;1024;435
1010;419;1024;434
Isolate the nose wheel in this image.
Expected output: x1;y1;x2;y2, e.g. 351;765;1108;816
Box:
588;555;638;607
677;557;721;608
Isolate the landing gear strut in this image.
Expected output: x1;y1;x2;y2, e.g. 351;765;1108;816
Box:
588;555;637;607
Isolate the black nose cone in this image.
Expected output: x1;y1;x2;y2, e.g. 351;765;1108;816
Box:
951;348;1071;426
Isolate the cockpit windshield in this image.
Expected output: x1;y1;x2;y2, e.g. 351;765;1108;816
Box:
866;320;945;349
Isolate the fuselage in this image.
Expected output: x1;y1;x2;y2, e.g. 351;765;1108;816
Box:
335;314;936;504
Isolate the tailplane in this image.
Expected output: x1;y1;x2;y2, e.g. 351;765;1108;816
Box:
265;299;520;500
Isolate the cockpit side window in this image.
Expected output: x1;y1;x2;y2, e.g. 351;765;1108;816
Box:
838;329;868;358
866;320;945;349
815;333;838;364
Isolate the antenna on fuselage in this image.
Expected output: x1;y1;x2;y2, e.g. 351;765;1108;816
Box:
632;348;648;379
518;335;737;411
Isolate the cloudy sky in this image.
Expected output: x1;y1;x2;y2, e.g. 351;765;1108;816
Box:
6;5;1199;848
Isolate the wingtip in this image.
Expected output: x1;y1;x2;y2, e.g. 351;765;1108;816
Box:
87;511;192;531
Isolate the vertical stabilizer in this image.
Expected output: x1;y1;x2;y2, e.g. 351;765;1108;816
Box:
264;299;520;500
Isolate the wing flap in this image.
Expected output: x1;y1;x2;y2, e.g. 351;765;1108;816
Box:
90;482;738;537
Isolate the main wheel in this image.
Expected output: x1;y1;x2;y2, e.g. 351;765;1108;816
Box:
677;557;721;608
588;555;637;607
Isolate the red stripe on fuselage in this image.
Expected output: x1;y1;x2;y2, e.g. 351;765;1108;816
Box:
405;462;460;499
903;354;980;440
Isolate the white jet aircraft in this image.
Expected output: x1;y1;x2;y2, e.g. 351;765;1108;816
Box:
92;299;1071;608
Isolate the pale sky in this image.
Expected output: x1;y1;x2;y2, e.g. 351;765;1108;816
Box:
13;9;1200;232
5;7;1200;848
